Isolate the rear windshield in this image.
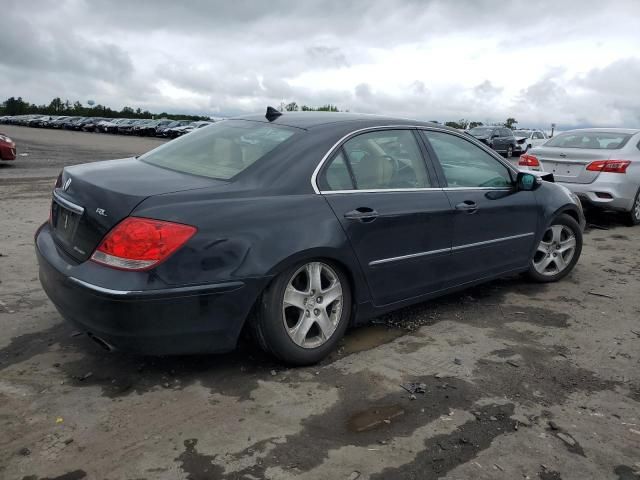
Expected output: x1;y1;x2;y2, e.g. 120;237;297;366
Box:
545;132;632;149
140;120;296;179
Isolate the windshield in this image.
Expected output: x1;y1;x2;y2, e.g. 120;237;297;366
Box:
545;131;632;149
469;127;493;135
141;120;296;180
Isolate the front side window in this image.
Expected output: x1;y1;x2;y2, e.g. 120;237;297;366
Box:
320;129;431;191
141;120;296;179
545;131;632;149
424;131;513;188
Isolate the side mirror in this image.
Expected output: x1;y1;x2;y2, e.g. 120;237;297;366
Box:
516;172;540;191
491;134;499;139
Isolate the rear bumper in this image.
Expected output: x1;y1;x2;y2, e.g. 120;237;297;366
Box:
36;223;265;355
557;175;638;212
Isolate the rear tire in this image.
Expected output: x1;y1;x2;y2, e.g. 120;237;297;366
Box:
626;188;640;226
526;214;582;283
251;260;352;365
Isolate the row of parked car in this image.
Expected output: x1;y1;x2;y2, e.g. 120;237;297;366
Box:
0;114;214;138
466;126;549;158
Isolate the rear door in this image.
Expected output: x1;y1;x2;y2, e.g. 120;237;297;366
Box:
421;130;540;285
318;128;454;306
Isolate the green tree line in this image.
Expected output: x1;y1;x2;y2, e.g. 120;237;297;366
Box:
283;102;341;112
0;96;209;121
442;117;518;129
2;96;518;128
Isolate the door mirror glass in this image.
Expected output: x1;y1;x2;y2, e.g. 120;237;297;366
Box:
517;172;539;191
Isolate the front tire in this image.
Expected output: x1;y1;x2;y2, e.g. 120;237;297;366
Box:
252;260;351;365
626;188;640;226
526;214;582;282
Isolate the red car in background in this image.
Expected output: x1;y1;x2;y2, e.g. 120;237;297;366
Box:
0;132;16;160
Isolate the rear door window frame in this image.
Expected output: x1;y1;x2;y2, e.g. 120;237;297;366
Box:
317;127;441;193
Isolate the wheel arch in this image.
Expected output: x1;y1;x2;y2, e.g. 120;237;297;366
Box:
551;204;582;226
263;247;370;309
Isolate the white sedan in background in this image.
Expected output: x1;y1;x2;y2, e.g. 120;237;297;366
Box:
514;129;549;154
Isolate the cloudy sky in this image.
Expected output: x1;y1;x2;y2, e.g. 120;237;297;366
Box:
2;0;639;128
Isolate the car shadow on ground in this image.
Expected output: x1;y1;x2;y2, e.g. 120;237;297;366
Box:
0;208;633;401
0;273;558;401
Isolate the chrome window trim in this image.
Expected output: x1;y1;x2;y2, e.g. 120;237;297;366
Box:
368;232;534;267
53;190;84;215
310;125;518;194
321;187;441;194
320;186;513;195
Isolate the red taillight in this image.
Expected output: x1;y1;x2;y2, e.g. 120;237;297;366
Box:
586;160;630;173
519;154;540;167
91;217;197;271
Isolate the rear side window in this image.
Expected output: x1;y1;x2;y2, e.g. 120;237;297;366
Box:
322;151;354;190
141;120;295;179
545;132;632;149
319;129;431;191
425;131;513;188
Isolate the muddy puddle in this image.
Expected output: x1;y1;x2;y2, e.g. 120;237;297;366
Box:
338;325;406;355
347;405;406;432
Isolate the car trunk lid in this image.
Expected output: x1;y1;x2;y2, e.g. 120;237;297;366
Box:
50;157;222;262
535;147;616;184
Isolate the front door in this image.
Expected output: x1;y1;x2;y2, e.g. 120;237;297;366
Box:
317;129;453;306
421;130;540;286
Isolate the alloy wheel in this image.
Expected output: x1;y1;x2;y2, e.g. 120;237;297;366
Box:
506;146;513;158
634;193;640;221
282;262;344;349
533;225;577;276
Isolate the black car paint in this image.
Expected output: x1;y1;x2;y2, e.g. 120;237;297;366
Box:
36;113;583;355
470;127;517;155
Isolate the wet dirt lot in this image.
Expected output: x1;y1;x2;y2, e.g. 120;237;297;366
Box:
0;125;639;480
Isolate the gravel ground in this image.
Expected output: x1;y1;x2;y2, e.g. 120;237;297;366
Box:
0;125;639;480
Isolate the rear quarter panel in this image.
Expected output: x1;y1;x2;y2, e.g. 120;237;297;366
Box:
133;191;371;305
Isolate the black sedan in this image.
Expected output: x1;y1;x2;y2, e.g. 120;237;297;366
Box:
468;126;517;158
36;109;585;365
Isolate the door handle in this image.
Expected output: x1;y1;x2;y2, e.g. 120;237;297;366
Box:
455;201;478;214
344;207;378;222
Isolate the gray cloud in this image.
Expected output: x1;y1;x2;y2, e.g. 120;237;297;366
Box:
474;81;503;98
1;0;639;126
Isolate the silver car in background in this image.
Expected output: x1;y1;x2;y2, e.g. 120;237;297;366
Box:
528;128;640;225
